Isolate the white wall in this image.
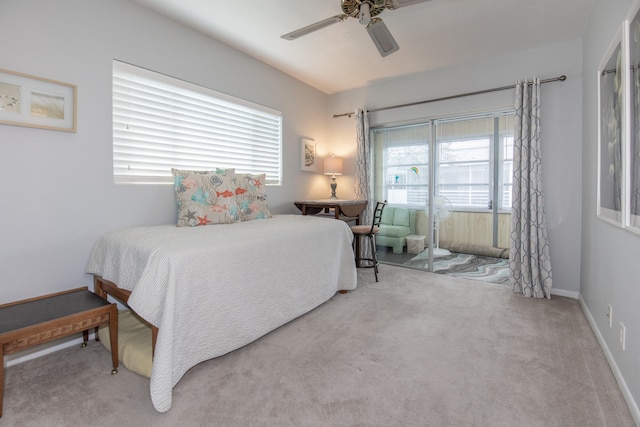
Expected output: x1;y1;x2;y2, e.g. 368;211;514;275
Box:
0;0;330;307
328;39;584;298
581;0;640;421
3;1;636;416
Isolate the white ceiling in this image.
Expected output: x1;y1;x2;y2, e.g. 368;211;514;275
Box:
134;0;594;94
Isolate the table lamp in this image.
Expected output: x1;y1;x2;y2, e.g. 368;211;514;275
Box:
324;155;343;199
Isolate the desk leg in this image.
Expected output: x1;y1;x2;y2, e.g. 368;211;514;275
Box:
109;306;119;375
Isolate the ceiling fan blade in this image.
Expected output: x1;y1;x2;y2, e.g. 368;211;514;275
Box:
366;18;399;57
281;15;347;40
386;0;433;9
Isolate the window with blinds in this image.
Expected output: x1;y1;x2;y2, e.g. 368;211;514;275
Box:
112;60;282;184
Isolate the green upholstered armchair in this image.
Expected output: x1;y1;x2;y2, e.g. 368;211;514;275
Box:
376;207;416;254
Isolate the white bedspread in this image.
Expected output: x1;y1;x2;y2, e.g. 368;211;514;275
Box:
86;214;357;412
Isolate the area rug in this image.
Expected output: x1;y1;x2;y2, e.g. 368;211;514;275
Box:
403;251;509;285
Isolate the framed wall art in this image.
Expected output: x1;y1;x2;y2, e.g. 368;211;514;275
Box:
626;1;640;233
300;137;317;172
0;68;77;132
597;25;625;227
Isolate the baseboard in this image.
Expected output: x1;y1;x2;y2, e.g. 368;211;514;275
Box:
551;288;579;299
579;295;640;426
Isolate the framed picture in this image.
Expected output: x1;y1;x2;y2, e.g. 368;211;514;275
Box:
626;1;640;233
300;138;317;172
597;25;625;227
0;68;77;132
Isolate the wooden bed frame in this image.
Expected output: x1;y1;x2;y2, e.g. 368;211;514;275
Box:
93;276;158;357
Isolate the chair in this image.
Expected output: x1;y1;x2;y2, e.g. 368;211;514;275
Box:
350;200;387;282
376;207;417;253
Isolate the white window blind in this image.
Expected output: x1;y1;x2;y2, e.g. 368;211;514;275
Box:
112;60;282;184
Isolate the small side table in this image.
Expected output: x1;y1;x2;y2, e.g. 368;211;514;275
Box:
294;199;368;224
0;287;118;417
406;234;426;254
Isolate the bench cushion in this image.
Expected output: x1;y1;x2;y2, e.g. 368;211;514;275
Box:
98;309;152;378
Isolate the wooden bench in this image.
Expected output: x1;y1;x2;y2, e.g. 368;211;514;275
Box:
0;287;118;417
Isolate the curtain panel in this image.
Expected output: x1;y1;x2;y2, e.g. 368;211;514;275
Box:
509;78;553;299
355;109;374;259
355;109;372;220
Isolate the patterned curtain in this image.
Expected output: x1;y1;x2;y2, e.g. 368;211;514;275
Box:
355;109;374;258
355;109;372;220
509;78;553;299
632;53;640;224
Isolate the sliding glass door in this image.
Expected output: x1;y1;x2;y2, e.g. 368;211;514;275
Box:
372;111;514;271
373;123;430;206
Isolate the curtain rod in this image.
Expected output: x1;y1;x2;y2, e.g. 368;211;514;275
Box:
332;75;567;118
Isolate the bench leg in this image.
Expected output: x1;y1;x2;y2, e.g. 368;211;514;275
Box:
81;329;88;347
109;306;119;375
1;345;4;417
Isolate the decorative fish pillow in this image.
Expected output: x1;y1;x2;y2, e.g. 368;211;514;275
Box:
172;168;241;226
235;173;272;221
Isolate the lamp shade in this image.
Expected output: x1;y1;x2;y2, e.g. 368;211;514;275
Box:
324;156;343;175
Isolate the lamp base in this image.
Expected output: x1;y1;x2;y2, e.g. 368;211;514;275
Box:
329;178;338;199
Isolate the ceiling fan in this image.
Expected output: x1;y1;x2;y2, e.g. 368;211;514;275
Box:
281;0;433;57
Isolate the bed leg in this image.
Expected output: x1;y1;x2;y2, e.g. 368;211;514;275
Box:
151;326;158;359
338;290;348;294
0;345;4;417
93;276;107;300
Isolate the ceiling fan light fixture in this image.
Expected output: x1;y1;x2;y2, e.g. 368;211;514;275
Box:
359;2;372;25
366;18;399;57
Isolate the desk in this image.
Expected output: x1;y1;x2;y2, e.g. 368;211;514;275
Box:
294;199;368;224
0;287;119;417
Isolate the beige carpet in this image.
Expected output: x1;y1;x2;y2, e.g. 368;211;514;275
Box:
3;265;635;426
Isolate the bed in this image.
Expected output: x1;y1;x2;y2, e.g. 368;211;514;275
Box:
85;214;357;412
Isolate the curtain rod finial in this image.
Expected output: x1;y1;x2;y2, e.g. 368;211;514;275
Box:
559;75;567;81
